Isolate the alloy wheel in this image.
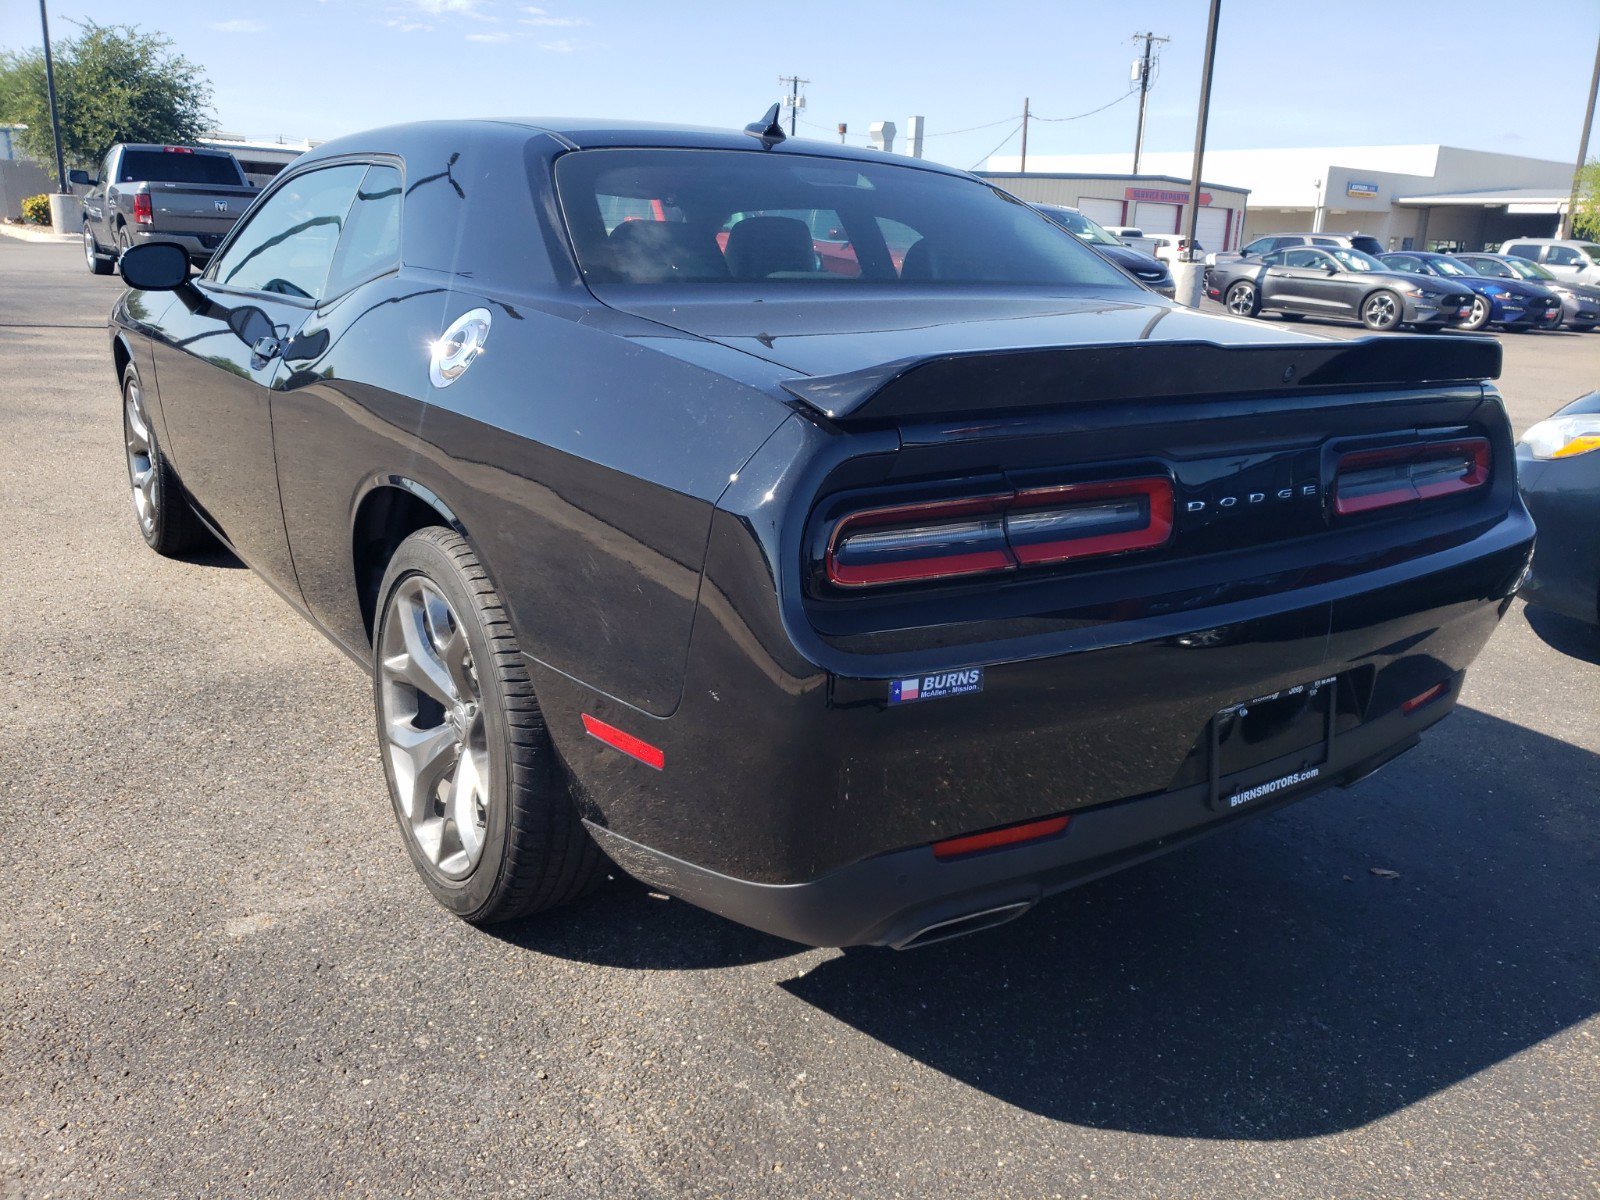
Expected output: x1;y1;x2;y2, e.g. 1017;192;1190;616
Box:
1364;293;1399;329
83;227;96;269
1226;284;1255;316
378;577;494;880
1469;296;1489;329
123;377;157;537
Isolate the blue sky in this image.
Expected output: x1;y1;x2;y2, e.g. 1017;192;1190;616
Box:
4;0;1597;170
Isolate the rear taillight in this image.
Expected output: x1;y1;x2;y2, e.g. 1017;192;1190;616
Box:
162;146;195;154
824;476;1173;589
132;193;153;226
1333;438;1490;516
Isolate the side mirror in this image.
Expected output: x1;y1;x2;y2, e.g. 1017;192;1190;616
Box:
67;168;93;187
119;242;191;291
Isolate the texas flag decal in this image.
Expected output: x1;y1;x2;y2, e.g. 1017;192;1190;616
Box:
888;669;983;705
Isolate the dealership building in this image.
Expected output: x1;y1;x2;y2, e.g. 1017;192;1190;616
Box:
984;144;1576;253
976;170;1253;252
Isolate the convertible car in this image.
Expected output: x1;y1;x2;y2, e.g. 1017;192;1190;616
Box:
108;115;1533;949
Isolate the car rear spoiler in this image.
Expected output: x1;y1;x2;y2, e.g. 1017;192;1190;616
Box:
780;335;1501;425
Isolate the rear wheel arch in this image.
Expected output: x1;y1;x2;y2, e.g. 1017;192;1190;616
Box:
111;334;133;386
351;479;468;644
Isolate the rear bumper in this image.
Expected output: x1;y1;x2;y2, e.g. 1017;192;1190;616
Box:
133;228;223;262
587;689;1451;948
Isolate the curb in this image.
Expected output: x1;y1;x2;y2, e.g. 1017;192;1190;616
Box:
0;223;78;244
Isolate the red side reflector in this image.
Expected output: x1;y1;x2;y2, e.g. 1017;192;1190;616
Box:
932;815;1069;860
581;714;665;770
1402;682;1448;715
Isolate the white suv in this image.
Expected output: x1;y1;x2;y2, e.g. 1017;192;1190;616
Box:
1497;239;1600;284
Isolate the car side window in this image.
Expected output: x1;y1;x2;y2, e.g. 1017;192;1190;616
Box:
99;151;115;189
1505;244;1540;261
1257;249;1285;265
1243;237;1275;255
1310;237;1337;246
323;164;403;299
206;164;367;302
1283;248;1323;268
1386;256;1424;274
1545;246;1582;266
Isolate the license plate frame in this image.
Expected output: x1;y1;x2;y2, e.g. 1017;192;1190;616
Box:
1207;675;1338;812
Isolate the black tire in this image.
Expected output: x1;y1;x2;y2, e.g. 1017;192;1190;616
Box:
1224;280;1260;318
84;224;113;275
1460;293;1492;332
1361;289;1404;332
1278;312;1305;322
115;224;131;258
373;527;605;924
121;364;212;556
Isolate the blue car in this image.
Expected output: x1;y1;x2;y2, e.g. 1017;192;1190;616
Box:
1379;251;1560;331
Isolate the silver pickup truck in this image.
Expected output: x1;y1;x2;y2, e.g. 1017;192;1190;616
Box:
73;144;258;274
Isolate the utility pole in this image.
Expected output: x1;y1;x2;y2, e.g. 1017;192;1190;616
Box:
1560;29;1600;238
1020;97;1030;173
1131;31;1169;175
1177;0;1222;305
778;75;809;137
39;0;67;194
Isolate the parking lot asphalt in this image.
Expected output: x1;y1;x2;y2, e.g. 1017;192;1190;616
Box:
2;236;1596;1199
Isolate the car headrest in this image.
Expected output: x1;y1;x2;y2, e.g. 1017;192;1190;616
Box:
605;220;729;283
724;216;815;280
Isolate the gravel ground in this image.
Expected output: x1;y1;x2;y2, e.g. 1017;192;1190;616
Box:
2;238;1596;1199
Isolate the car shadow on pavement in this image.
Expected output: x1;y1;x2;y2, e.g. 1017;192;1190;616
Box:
489;874;804;970
1523;604;1600;665
777;705;1599;1139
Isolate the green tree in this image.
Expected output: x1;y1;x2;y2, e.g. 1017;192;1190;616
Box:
1573;160;1600;240
0;21;213;170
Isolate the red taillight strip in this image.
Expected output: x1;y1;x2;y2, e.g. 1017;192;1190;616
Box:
825;494;1013;589
823;477;1174;589
1009;477;1174;565
581;714;665;770
132;193;153;226
1334;438;1490;516
933;814;1070;860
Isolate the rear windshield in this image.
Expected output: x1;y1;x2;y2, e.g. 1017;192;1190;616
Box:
554;148;1135;290
118;150;242;186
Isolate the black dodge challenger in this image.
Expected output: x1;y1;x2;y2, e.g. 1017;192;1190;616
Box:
108;116;1534;949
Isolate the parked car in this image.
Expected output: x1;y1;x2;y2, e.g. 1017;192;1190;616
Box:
1517;391;1600;628
1208;231;1385;268
1496;238;1600;285
1102;225;1163;255
74;143;257;273
1033;203;1175;296
1144;232;1205;264
106;116;1532;949
1206;245;1473;331
1454;253;1600;331
1378;251;1560;332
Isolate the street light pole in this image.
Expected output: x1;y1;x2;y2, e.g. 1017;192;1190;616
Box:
39;0;68;194
1560;30;1600;238
1177;0;1222;304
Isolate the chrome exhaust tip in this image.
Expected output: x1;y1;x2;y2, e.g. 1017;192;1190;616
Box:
890;900;1034;950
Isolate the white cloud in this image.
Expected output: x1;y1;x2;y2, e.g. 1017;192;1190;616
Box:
387;17;432;31
540;37;577;52
466;30;511;41
521;6;588;26
410;0;486;13
211;18;266;33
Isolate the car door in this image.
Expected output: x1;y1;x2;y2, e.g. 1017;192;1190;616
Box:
1269;247;1340;313
82;149;115;245
1542;245;1593;282
146;162;368;594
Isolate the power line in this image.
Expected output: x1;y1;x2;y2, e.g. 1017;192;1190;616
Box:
921;115;1024;139
970;123;1024;171
1033;90;1138;123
